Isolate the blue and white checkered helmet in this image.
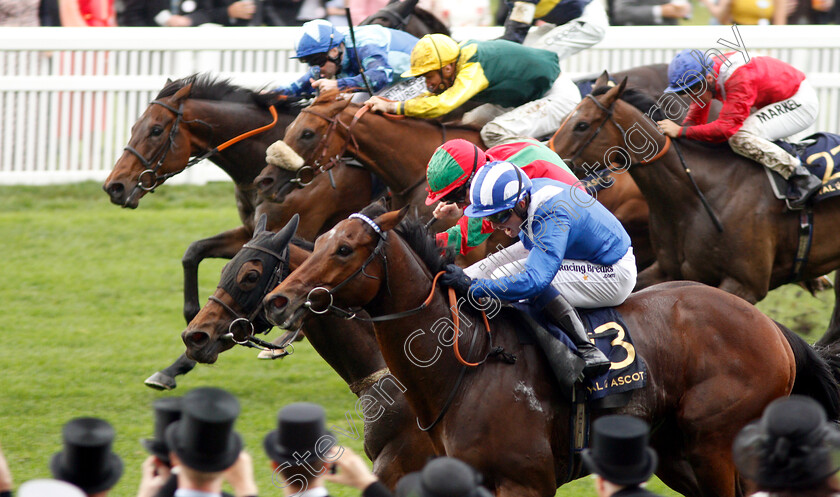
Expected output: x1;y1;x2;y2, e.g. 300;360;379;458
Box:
464;161;532;218
292;20;345;59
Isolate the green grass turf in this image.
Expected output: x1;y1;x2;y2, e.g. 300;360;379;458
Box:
0;181;832;497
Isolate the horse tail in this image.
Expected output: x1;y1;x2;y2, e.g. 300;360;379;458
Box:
776;320;840;421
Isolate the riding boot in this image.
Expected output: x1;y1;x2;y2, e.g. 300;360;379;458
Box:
787;165;823;209
542;294;610;378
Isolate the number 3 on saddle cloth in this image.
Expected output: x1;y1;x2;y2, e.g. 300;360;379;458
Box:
513;304;647;404
770;132;840;203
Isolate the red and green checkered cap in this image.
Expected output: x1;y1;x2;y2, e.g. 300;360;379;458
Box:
425;139;485;205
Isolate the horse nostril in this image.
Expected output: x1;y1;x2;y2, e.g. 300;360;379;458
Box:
270;295;288;309
106;183;124;196
258;176;275;190
185;330;209;348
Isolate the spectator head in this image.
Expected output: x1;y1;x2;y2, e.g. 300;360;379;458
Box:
141;396;182;467
582;415;658;486
165;387;243;473
264;402;336;486
18;479;85;497
49;417;123;495
733;395;840;491
394;457;492;497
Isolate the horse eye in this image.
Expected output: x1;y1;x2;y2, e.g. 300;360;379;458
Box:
301;129;315;140
574;122;590;132
337;245;352;257
150;125;164;137
244;271;260;283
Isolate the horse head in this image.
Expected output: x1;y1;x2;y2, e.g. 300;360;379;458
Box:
263;204;408;331
360;0;451;37
181;214;299;364
104;82;199;208
256;90;357;201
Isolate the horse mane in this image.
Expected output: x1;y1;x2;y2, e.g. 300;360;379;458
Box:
290;236;315;252
156;73;281;109
357;202;455;275
591;85;667;122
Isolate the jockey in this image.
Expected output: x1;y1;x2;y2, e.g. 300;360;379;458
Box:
271;20;418;99
426;138;582;256
443;161;637;378
500;0;609;63
364;33;582;148
657;49;823;209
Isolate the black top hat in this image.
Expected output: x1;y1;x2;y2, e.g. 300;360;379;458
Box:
581;415;658;486
165;387;243;473
141;397;182;465
264;402;336;464
394;457;493;497
50;417;124;494
733;395;840;490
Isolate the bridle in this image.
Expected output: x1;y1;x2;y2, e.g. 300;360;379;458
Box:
555;92;723;232
123;97;280;203
210;240;297;355
286;98;367;191
303;213;393;320
559;94;629;168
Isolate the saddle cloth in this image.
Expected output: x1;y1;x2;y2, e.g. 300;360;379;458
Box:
513;304;647;402
766;132;840;203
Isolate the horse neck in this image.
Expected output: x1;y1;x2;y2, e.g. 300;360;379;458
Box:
187;100;289;185
347;110;482;194
365;234;468;423
287;243;389;390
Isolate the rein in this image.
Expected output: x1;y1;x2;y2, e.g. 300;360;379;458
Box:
555;94;724;232
124;99;279;199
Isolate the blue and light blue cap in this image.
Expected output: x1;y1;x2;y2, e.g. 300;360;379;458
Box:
664;49;714;93
464;161;532;218
292;20;345;59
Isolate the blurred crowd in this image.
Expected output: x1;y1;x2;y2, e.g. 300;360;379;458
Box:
1;0;838;28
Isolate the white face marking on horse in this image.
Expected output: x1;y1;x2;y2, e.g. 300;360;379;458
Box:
513;381;543;412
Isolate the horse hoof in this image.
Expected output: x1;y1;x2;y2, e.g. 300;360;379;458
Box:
144;372;177;391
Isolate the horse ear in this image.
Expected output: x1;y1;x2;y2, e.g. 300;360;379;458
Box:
271;214;300;249
171;83;192;104
374;207;409;232
254;214;268;236
600;76;628;107
165;77;173;85
594;71;610;88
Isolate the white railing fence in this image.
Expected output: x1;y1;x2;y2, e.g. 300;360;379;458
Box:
1;25;838;185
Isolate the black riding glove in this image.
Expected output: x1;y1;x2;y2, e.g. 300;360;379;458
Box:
441;264;472;296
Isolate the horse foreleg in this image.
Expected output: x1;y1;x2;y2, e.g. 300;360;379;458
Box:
634;261;671;290
182;226;252;323
144;353;196;390
817;269;840;347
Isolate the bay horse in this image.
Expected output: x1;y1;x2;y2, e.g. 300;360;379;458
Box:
262;203;840;497
254;88;658;266
180;214;436;488
549;75;840;343
103;74;374;324
361;0;451;37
